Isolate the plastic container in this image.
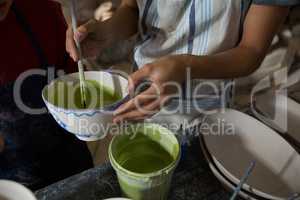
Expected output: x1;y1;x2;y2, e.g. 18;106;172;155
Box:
109;123;180;200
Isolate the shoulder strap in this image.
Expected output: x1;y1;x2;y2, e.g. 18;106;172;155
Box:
11;2;49;67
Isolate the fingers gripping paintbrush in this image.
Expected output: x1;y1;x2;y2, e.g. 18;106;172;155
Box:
70;0;87;108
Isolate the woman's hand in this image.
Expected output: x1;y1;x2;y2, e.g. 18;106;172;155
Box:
113;55;188;122
0;135;5;153
66;19;112;61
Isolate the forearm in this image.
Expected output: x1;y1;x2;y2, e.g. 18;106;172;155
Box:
98;1;138;43
182;4;289;80
183;45;265;79
60;0;99;24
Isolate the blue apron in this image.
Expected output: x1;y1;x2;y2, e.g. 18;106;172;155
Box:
0;2;93;190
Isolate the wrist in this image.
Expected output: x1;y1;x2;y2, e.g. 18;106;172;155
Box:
174;54;194;67
173;54;195;74
177;54;207;79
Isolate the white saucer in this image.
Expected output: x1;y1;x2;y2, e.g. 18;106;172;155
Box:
201;109;300;200
0;180;36;200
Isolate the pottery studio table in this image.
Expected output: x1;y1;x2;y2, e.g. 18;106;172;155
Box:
35;139;237;200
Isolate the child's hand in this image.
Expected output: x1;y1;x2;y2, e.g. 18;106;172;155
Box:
0;135;5;153
114;55;188;122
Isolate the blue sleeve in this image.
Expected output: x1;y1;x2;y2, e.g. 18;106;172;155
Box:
253;0;300;6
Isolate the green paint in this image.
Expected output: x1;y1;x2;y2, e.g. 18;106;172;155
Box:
45;80;121;109
116;133;174;174
109;123;180;200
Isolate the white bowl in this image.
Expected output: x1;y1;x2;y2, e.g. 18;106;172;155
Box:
201;109;300;199
0;180;36;200
42;71;128;141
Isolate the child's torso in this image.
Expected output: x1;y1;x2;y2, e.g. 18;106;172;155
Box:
134;0;243;67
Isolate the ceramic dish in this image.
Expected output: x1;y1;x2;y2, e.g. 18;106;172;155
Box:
42;71;128;141
104;198;131;200
201;109;300;199
200;136;261;200
0;180;36;200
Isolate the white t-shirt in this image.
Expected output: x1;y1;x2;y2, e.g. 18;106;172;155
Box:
134;0;242;100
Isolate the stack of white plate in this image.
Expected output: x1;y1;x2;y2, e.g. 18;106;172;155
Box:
200;109;300;200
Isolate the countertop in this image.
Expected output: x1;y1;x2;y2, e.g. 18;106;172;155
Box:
35;139;234;200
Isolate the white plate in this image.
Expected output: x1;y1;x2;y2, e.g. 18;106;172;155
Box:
0;180;36;200
104;198;131;200
201;109;300;199
200;136;259;200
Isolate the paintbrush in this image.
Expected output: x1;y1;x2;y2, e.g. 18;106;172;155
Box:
230;161;256;200
70;0;87;108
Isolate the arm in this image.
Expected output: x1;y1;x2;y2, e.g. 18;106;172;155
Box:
53;0;99;23
78;0;138;44
97;0;139;41
67;0;138;61
185;4;290;79
113;4;290;122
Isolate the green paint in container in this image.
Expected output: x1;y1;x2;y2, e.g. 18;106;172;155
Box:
109;123;181;200
44;80;121;109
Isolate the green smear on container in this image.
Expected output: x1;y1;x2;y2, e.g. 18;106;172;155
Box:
45;80;121;109
117;133;174;174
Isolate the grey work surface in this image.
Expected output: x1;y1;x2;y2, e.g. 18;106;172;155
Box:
35;139;235;200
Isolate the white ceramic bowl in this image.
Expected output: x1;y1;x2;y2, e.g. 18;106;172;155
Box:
42;71;128;141
201;109;300;199
0;180;36;200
